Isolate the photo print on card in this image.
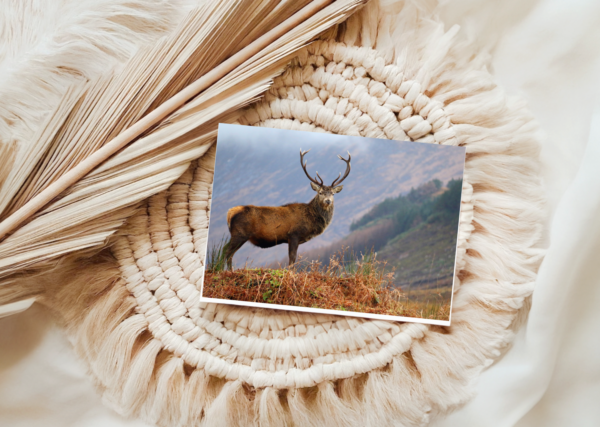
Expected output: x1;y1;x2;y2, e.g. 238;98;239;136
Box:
200;124;466;325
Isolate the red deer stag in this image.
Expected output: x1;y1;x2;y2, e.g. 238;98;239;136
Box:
224;149;351;270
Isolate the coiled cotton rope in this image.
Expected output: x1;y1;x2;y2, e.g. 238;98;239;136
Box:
241;41;456;145
112;39;475;391
41;6;545;426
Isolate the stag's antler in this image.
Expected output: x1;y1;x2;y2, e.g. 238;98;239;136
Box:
300;149;324;186
331;151;351;186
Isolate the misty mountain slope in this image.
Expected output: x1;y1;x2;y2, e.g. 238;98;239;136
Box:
290;179;463;290
378;221;458;290
208;125;465;267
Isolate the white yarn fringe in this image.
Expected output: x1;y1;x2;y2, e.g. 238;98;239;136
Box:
20;1;545;426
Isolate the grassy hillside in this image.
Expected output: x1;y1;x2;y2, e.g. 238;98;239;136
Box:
378;221;457;290
204;251;450;320
205;178;462;318
295;178;462;291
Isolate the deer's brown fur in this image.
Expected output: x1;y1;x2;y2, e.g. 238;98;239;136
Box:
224;150;350;269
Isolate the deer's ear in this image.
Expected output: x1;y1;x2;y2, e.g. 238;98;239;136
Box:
310;182;321;192
333;185;343;193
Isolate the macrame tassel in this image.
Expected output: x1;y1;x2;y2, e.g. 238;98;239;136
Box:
146;356;186;426
408;325;486;413
120;339;164;416
313;381;358;427
336;374;366;410
287;382;356;427
255;387;291;427
202;380;255;427
287;387;315;427
362;357;430;426
95;314;149;391
180;369;211;427
76;282;136;365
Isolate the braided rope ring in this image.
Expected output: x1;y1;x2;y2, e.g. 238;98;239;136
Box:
240;41;456;146
113;40;474;390
87;37;542;426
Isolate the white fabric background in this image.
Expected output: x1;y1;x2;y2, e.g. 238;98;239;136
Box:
1;0;599;425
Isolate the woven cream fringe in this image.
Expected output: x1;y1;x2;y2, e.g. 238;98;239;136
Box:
28;1;544;426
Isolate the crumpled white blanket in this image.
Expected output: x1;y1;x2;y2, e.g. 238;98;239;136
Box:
1;0;599;426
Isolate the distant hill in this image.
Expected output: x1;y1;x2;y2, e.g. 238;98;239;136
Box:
290;178;463;289
208;126;465;268
377;221;458;290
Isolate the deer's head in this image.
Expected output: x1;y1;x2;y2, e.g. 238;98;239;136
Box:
300;149;351;211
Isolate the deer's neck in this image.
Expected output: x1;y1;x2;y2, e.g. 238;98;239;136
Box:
309;197;334;229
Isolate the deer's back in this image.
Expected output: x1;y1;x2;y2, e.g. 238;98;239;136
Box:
227;203;319;248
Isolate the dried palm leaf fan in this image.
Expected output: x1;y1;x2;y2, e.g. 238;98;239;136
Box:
0;1;545;426
0;0;367;310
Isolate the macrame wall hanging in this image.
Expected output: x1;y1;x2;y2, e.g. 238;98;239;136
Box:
0;1;544;426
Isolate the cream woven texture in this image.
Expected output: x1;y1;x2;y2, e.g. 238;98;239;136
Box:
107;32;541;425
113;40;473;390
240;42;456;144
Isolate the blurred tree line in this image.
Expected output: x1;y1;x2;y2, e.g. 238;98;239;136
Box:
349;178;463;249
298;178;463;267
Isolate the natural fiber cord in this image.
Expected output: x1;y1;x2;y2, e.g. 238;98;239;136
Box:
26;1;544;426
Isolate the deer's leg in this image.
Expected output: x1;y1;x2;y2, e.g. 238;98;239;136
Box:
225;235;247;270
288;236;300;268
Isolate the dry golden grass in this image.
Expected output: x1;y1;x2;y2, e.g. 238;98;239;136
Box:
203;253;450;320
